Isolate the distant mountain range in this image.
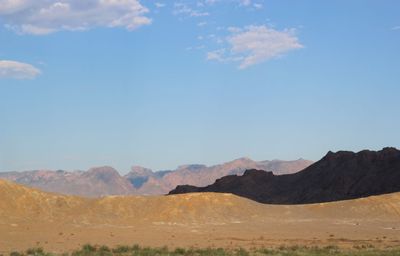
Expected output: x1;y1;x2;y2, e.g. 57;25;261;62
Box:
169;147;400;204
0;157;312;197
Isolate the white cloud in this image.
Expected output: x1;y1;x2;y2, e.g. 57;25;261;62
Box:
207;25;303;69
197;21;207;27
200;0;254;7
391;26;400;30
253;3;263;9
0;60;41;79
0;0;151;35
206;49;226;62
239;0;251;6
174;0;258;19
155;2;166;8
173;3;209;17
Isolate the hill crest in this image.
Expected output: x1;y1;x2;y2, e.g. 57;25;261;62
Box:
169;147;400;204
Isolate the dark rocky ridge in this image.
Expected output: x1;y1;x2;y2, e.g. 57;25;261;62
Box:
169;147;400;204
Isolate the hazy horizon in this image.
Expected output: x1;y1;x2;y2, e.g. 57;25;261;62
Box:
1;1;399;172
1;146;397;174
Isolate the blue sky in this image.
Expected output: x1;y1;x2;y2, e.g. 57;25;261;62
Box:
0;0;399;173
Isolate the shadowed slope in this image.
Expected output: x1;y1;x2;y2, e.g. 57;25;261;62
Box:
169;147;400;204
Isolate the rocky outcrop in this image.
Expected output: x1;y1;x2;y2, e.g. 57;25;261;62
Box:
169;148;400;204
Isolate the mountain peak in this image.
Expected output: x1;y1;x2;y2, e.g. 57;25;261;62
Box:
226;157;255;165
323;147;400;162
129;166;154;176
323;150;355;160
87;166;119;174
85;166;122;182
243;169;272;176
234;157;253;161
380;147;399;155
177;164;207;171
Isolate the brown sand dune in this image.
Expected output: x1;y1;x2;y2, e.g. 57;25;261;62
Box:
0;179;399;252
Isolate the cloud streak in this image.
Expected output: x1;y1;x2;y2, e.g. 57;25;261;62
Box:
173;0;261;18
0;60;41;79
207;25;303;69
201;0;257;7
173;2;209;17
0;0;151;35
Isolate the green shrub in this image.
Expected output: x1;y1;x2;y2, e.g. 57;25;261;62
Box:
7;244;400;256
25;248;48;256
81;245;96;253
235;248;249;256
10;252;23;256
97;246;111;256
131;244;140;251
173;248;186;255
111;246;130;254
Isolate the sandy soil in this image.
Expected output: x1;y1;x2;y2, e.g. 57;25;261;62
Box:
0;179;400;253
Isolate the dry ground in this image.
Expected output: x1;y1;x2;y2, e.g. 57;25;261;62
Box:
0;179;400;253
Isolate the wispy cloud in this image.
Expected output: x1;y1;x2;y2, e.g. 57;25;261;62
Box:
0;60;41;79
155;2;166;8
199;0;258;7
173;3;209;17
207;49;227;62
174;0;261;19
0;0;151;35
391;26;400;30
198;22;207;27
239;0;252;6
253;3;263;9
207;25;303;69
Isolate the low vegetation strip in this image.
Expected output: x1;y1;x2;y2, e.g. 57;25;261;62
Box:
6;245;400;256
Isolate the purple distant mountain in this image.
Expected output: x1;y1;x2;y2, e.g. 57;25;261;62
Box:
0;158;312;197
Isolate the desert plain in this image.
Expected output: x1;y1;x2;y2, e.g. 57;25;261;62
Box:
0;179;400;253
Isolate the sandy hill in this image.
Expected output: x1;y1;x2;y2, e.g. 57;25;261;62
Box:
0;179;270;224
1;179;400;252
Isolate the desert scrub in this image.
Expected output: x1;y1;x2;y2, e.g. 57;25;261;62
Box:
255;245;400;256
8;245;400;256
25;248;52;256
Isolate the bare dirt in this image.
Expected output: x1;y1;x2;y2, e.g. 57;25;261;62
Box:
0;179;399;253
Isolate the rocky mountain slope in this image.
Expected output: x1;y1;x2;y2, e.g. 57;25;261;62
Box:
0;158;312;197
0;166;134;197
169;147;400;204
127;157;313;195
